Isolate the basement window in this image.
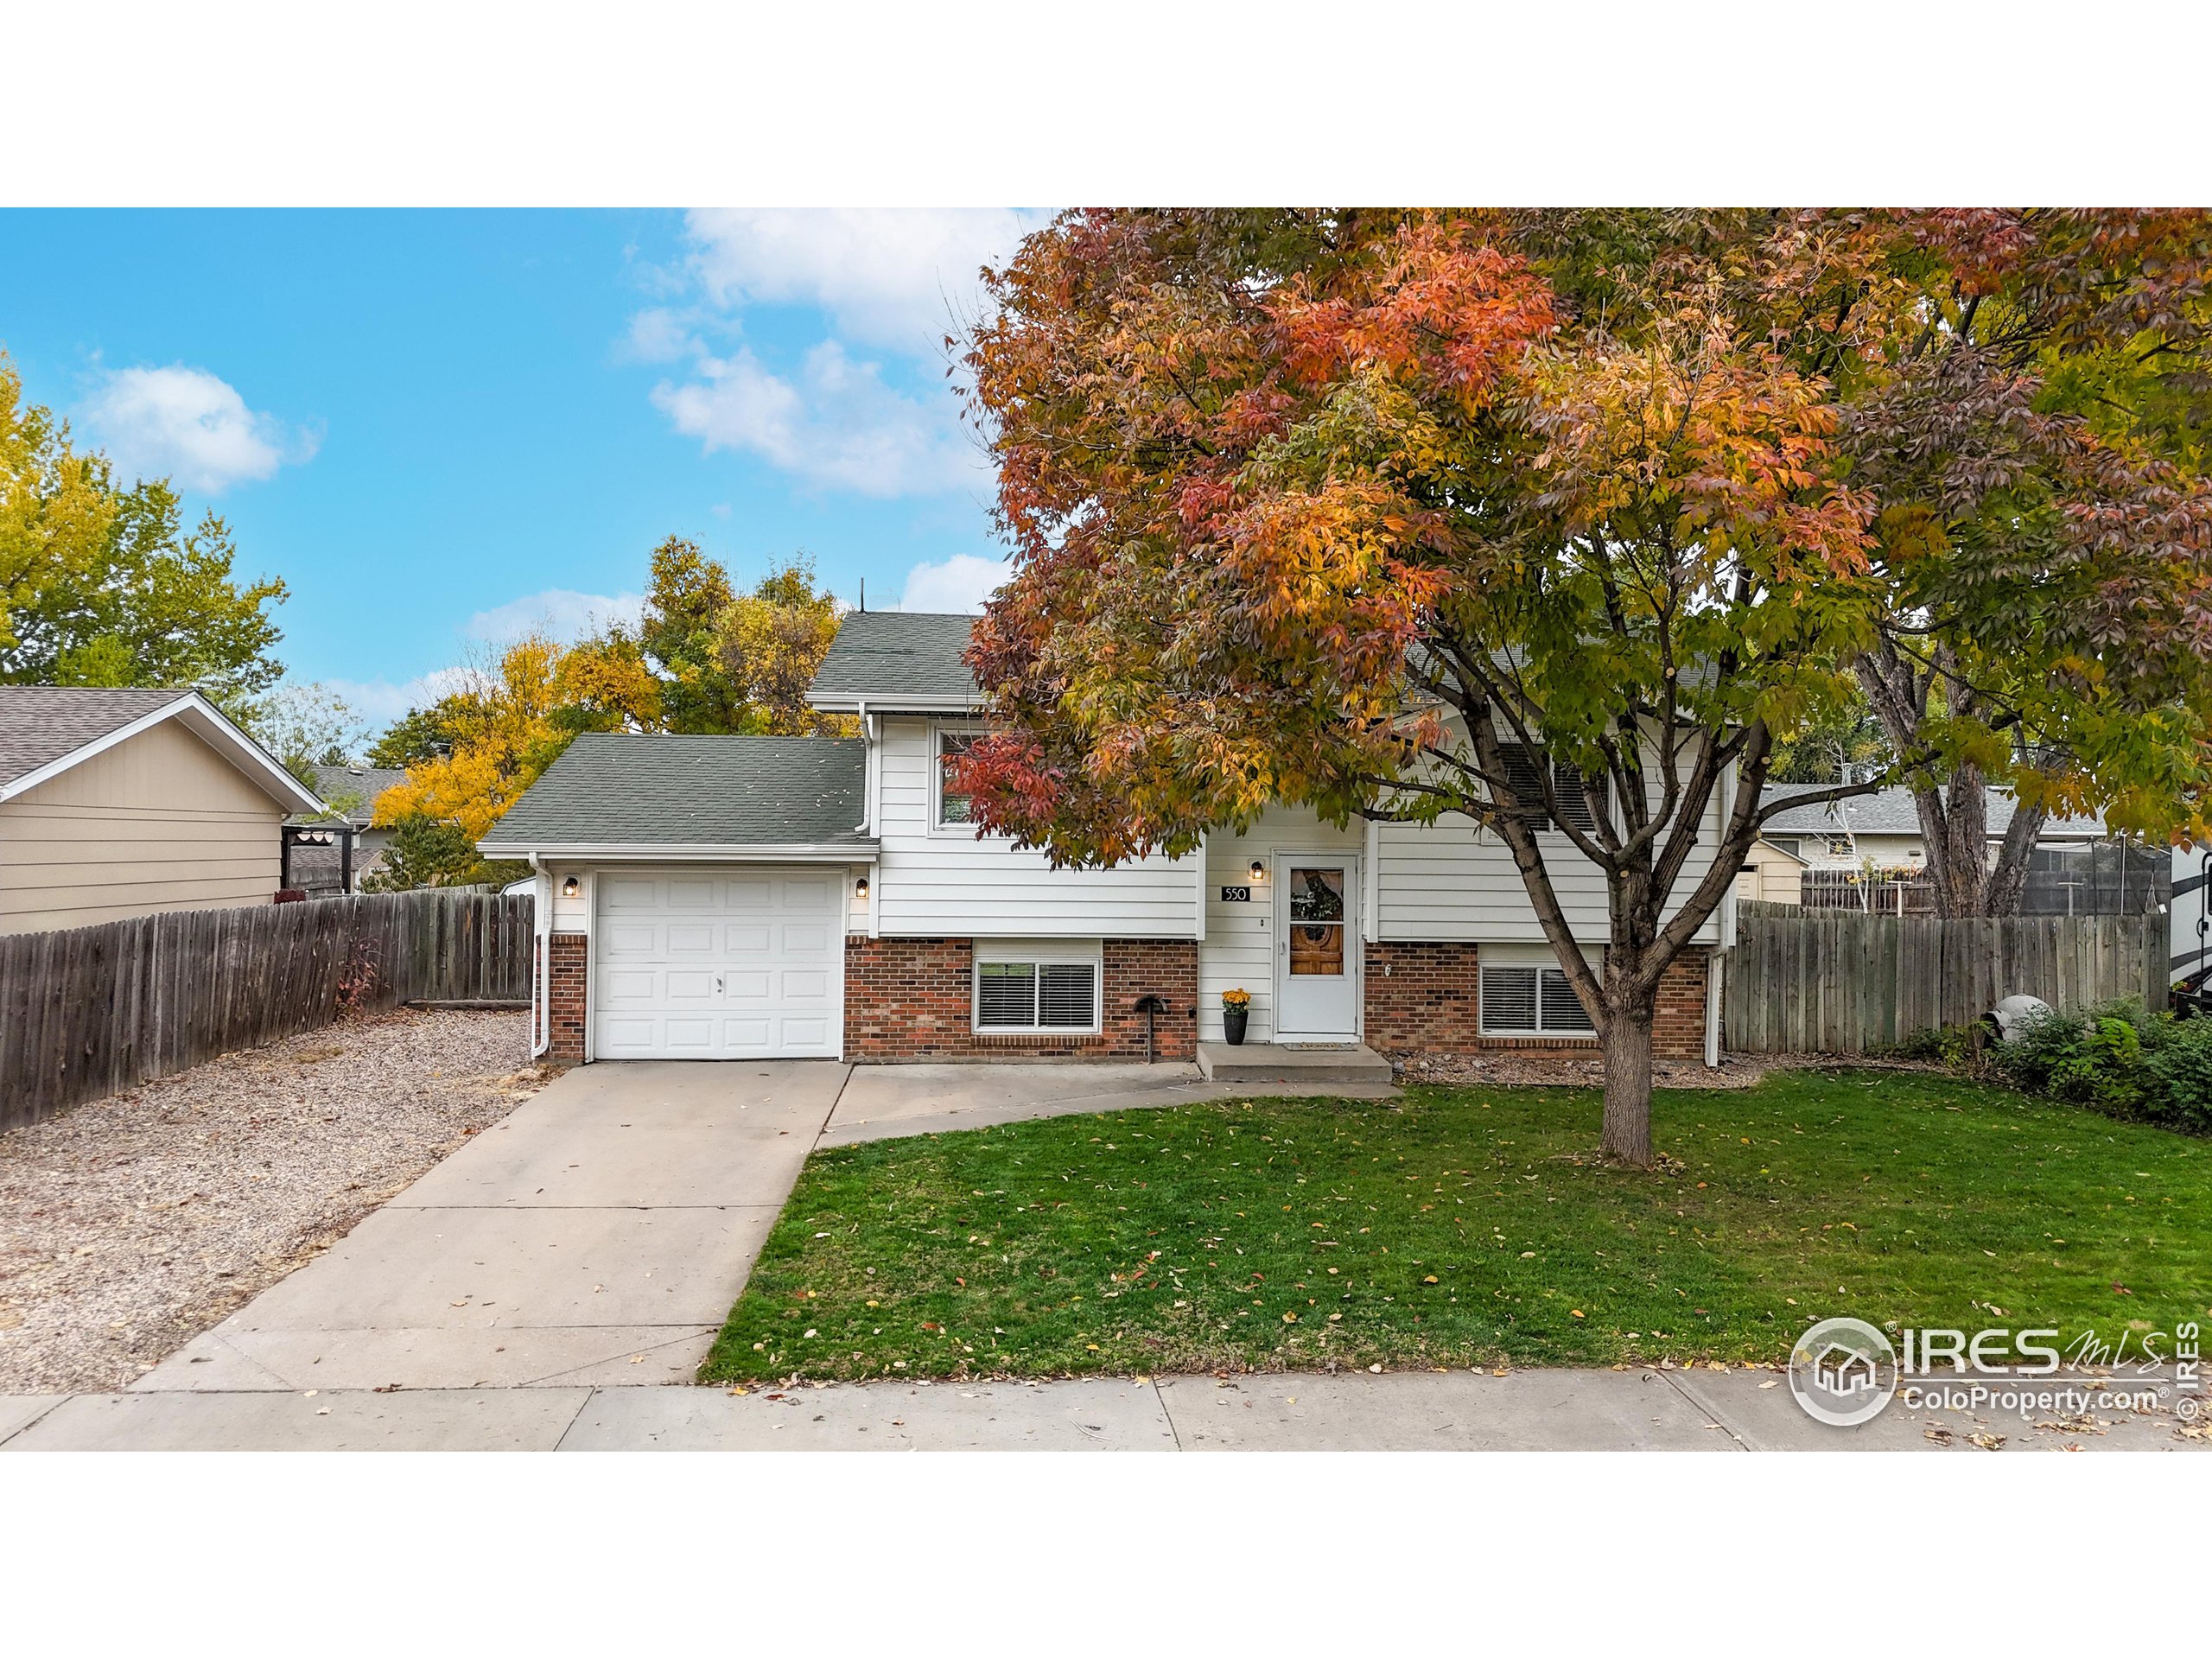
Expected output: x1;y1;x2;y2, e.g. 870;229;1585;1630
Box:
1479;959;1597;1036
975;956;1100;1034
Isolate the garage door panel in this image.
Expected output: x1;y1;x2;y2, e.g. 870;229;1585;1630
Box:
601;875;661;910
601;921;660;957
593;864;843;1059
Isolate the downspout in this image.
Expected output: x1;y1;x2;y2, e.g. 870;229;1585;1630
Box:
527;851;550;1059
854;700;873;834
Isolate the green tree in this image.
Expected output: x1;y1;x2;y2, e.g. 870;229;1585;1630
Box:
639;536;742;732
715;553;856;736
1;358;288;706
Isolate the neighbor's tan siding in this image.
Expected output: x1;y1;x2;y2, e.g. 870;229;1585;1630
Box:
0;719;286;934
1734;840;1804;906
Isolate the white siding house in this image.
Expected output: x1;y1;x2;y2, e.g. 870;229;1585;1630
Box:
485;611;1734;1068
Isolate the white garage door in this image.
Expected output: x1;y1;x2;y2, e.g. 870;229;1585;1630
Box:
593;868;843;1059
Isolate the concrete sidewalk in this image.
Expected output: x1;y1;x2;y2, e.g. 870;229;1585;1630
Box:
5;1366;2200;1452
819;1060;1397;1147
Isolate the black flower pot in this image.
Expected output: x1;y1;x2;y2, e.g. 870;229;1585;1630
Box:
1224;1007;1249;1046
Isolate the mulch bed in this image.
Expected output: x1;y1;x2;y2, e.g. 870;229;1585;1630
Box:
0;1007;548;1394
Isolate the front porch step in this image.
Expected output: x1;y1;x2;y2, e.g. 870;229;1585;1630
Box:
1195;1041;1395;1084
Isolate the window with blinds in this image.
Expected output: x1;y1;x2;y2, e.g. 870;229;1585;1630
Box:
1480;963;1597;1035
975;957;1099;1033
1493;745;1604;836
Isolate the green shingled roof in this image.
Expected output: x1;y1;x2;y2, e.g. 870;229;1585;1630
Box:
808;611;980;708
480;734;870;851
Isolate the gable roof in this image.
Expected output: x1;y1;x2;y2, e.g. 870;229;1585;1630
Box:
1760;784;2105;840
478;734;872;855
808;611;981;711
297;764;411;827
0;686;326;815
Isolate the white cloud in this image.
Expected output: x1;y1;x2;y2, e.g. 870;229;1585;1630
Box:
463;588;645;645
682;208;1046;353
323;666;479;728
652;340;982;499
619;306;698;364
899;551;1011;614
80;365;316;493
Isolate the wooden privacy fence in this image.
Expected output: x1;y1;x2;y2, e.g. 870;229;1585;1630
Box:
0;890;533;1128
1722;902;2168;1055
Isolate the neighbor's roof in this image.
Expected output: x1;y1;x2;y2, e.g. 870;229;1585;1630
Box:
0;685;325;814
1760;785;2105;839
296;764;411;826
808;611;980;709
480;734;872;853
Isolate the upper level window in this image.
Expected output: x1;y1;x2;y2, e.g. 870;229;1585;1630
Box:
935;728;977;828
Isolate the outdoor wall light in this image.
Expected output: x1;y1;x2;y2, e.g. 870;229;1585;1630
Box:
855;874;870;899
1249;860;1266;883
562;875;580;899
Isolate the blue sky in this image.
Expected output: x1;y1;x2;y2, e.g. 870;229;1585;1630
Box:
0;209;1041;725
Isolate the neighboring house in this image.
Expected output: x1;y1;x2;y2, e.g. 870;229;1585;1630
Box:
0;686;327;936
481;612;1733;1067
1758;784;2106;871
1735;834;1807;906
285;764;410;893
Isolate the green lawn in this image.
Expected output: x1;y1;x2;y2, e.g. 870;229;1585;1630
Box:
700;1071;2212;1383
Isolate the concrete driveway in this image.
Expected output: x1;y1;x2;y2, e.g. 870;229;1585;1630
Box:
128;1060;852;1394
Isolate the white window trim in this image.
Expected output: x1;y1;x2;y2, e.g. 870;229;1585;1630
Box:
929;720;991;836
972;946;1103;1036
1478;943;1599;1039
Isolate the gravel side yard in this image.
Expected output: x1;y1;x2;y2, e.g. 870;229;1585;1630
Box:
0;1007;549;1394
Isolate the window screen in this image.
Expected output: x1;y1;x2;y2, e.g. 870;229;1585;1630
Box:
1037;963;1097;1027
1481;963;1596;1034
938;730;976;826
976;961;1036;1027
976;959;1097;1032
1552;763;1599;835
1480;965;1539;1031
1496;745;1549;830
1538;968;1595;1032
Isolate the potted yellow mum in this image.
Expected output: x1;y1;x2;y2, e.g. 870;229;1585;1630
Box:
1221;987;1251;1046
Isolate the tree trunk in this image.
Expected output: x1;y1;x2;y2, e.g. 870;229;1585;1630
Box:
1599;996;1656;1167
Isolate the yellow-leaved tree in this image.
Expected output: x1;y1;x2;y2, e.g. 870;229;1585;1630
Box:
369;631;660;887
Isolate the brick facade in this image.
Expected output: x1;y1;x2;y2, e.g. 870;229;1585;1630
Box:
1362;941;1711;1060
545;931;588;1065
1650;948;1708;1061
1363;941;1483;1052
844;936;1198;1061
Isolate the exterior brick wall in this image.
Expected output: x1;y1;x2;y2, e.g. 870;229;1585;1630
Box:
1363;941;1483;1052
545;932;588;1065
844;936;1198;1061
1364;940;1711;1061
1651;947;1708;1061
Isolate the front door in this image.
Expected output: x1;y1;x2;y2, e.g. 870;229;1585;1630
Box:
1274;855;1358;1039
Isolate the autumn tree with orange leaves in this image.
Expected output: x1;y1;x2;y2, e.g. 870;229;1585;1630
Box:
958;210;2212;1166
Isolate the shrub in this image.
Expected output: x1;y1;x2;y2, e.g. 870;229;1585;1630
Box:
2144;1015;2212;1134
1988;999;2212;1134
